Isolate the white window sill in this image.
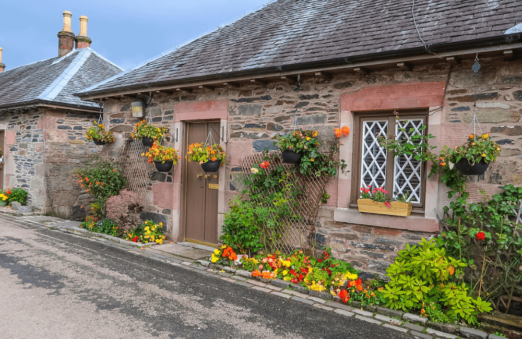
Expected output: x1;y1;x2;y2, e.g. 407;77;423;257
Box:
333;208;439;233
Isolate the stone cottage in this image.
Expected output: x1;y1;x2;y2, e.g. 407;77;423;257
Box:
0;11;123;218
76;0;522;276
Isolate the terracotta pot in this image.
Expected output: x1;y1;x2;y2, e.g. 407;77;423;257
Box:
142;137;154;147
455;158;489;175
281;150;302;164
93;139;106;145
201;159;222;173
357;199;412;217
154;161;173;173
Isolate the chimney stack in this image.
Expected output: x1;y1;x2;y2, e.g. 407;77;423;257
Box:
57;11;76;57
0;47;5;72
75;16;92;49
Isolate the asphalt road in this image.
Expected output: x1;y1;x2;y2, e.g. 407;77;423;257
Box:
0;217;411;339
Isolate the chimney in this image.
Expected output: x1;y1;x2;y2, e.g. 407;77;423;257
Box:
0;48;5;72
57;11;76;57
75;16;92;49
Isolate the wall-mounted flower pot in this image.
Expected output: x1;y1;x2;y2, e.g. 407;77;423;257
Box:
201;159;222;173
455;158;489;175
142;137;154;147
282;150;302;164
154;161;173;173
357;199;412;217
93;139;106;146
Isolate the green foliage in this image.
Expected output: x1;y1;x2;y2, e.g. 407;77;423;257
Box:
8;188;28;205
89;203;102;218
74;160;127;215
383;239;492;325
220;195;264;255
85;121;114;143
80;219;119;237
131;120;169;140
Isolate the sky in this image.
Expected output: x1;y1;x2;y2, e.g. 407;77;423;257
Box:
0;0;269;71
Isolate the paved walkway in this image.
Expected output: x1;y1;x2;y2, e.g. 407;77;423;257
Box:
0;216;410;339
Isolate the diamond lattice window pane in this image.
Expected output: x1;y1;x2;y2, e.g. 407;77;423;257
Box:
393;119;424;204
360;121;388;190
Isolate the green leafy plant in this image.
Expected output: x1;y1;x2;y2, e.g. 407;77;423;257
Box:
125;220;166;244
7;188;28;205
85;120;115;143
89;202;102;218
186;143;225;164
131;120;169;141
80;219;119;237
74;161;127;215
383;238;492;325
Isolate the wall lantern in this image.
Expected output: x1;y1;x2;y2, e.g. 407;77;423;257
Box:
131;100;145;118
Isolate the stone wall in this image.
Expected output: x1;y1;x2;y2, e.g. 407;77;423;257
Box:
100;55;522;277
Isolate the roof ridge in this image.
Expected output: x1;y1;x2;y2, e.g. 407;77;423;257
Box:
38;49;93;101
87;48;124;72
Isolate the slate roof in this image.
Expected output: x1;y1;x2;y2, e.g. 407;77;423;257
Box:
0;48;122;110
78;0;522;97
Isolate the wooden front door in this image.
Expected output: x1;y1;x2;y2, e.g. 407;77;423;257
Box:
184;122;220;246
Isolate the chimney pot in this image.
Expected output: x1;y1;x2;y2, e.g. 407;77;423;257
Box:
76;15;92;49
58;11;75;57
0;47;5;72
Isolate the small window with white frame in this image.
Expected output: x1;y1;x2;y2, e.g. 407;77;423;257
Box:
351;110;428;210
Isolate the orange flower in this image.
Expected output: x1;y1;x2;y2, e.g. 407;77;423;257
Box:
85;177;89;182
357;285;363;292
81;185;84;188
101;183;104;186
212;157;217;161
421;309;426;314
252;270;261;277
341;126;350;136
334;128;342;138
113;169;116;172
96;182;99;185
469;134;474;139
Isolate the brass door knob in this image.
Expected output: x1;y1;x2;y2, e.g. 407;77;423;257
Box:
197;173;203;178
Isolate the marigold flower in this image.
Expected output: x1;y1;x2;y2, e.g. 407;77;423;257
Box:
334;128;342;138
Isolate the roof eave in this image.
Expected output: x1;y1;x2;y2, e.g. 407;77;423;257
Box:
75;32;522;99
0;99;101;112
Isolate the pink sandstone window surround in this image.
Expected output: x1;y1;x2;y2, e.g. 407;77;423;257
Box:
335;82;447;233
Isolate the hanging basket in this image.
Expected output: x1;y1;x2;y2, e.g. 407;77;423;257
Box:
142;137;154;147
154;161;173;173
455;159;489;175
282;150;302;164
201;160;222;173
93;139;106;146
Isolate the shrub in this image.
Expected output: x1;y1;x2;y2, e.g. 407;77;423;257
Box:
125;220;166;244
81;219;119;237
382;238;492;325
105;189;144;235
74;160;127;214
8;188;28;205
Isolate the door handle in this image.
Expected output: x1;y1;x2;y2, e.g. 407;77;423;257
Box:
197;173;203;178
204;174;211;179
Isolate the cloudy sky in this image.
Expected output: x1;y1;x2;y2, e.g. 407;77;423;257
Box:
0;0;269;70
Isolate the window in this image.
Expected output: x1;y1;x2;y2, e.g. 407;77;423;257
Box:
351;110;428;209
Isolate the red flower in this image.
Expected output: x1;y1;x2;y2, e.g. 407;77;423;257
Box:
7;190;11;195
476;231;486;241
260;161;270;169
317;259;323;263
132;236;139;243
339;289;350;303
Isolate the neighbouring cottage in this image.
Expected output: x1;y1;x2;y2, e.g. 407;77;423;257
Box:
76;0;522;277
0;11;123;218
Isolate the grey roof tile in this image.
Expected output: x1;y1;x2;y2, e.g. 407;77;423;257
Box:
78;0;522;95
0;48;122;110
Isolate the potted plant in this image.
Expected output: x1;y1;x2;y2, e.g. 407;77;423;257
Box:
85;121;115;145
186;143;226;172
357;186;412;217
272;130;322;164
142;141;180;172
131;120;170;147
0;190;9;207
444;133;501;176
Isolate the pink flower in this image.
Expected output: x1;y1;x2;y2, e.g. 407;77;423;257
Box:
360;187;364;191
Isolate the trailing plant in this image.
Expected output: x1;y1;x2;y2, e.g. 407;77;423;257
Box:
106;189;145;235
186;143;225;164
125;220;166;244
74;161;127;215
142;141;180;164
80;219;119;237
7;188;28;205
382;238;492;325
85;120;115;143
131;120;169;141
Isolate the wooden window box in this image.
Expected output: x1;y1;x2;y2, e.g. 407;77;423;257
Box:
357;199;412;217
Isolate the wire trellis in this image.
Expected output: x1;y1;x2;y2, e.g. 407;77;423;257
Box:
240;152;330;254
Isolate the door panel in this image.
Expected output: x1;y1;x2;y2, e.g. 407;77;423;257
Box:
184;122;220;246
0;130;4;190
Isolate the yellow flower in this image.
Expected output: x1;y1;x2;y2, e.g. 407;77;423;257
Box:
211;254;219;263
283;270;288;275
482;153;486;157
221;245;227;249
214;249;220;255
310;158;315;162
306;137;311;141
159;222;163;226
284;261;291;267
251;168;259;174
145;226;150;231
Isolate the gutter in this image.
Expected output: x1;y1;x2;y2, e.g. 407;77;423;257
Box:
0;99;101;113
75;33;522;99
